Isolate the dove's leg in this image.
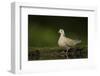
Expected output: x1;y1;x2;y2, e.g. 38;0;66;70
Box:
66;48;69;59
64;50;67;58
64;47;70;59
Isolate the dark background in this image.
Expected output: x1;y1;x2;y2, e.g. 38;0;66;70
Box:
28;15;88;48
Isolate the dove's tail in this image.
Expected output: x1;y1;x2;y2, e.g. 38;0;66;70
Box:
75;40;82;44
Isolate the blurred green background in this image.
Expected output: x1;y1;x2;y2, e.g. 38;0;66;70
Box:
28;15;88;48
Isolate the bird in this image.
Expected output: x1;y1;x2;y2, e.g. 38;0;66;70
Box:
58;29;81;58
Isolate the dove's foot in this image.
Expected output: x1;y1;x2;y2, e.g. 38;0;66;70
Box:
64;49;69;59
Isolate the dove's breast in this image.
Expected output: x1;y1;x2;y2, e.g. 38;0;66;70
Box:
58;36;68;48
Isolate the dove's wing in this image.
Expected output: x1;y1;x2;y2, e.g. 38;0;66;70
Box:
63;36;80;47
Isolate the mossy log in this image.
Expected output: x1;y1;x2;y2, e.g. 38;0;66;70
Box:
28;47;88;60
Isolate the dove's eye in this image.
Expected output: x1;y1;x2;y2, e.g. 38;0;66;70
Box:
61;30;63;32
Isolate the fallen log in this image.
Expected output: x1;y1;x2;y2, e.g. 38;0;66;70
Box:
28;47;88;60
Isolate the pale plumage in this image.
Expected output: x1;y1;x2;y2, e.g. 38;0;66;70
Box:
58;29;81;49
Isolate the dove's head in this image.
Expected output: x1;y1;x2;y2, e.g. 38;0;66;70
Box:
58;29;65;35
